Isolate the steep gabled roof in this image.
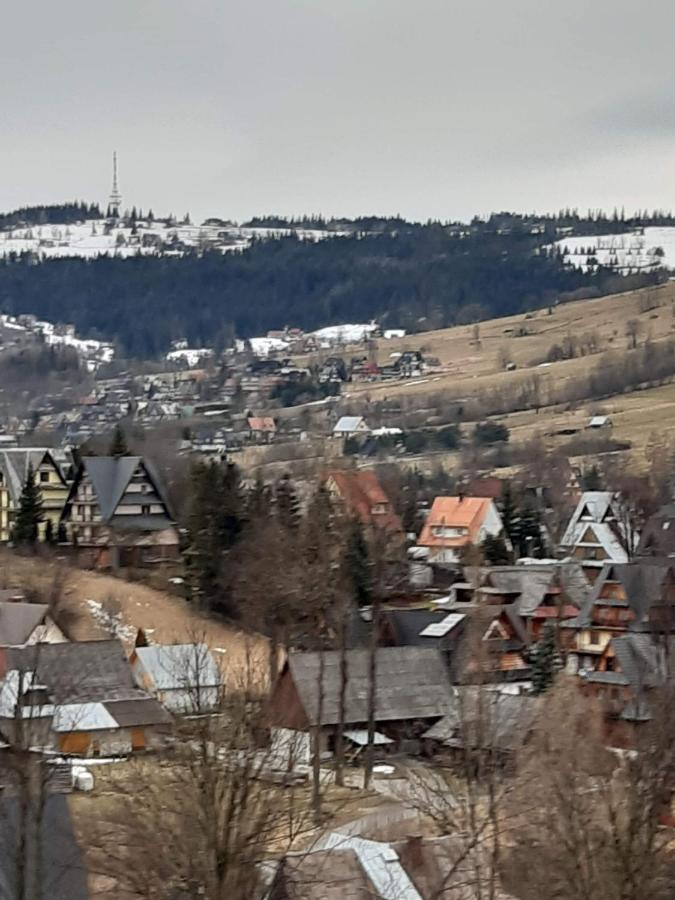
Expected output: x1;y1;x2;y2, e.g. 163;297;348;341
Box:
560;491;623;547
81;456;140;520
572;561;672;628
64;455;174;524
0;602;49;647
0;448;64;505
327;469;403;534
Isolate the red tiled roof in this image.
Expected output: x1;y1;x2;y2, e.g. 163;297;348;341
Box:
326;469;403;535
418;496;492;549
532;605;579;619
248;417;276;432
465;477;504;500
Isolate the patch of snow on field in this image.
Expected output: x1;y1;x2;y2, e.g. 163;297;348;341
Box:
309;323;378;346
0;219;345;262
235;337;290;357
86;599;136;642
166;347;214;367
554;227;675;273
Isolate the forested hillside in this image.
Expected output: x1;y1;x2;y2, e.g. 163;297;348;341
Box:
0;213;663;357
0;202;103;229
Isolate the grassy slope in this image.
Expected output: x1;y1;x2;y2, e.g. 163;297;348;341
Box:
333;282;675;461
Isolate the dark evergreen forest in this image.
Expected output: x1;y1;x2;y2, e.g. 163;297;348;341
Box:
0;208;665;357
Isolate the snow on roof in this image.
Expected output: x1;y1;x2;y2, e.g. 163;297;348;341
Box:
316;832;421;900
134;644;221;691
52;702;118;733
418;612;466;638
343;729;394;746
333;416;369;433
560;491;632;550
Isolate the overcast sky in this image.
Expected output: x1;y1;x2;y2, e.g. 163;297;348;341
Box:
2;0;674;223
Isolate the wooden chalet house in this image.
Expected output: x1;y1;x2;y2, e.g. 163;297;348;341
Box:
0;640;171;756
0;448;68;543
416;496;506;565
562;561;675;676
559;491;635;583
60;456;179;569
578;632;669;748
269;646;453;759
324;468;404;542
456;564;587;683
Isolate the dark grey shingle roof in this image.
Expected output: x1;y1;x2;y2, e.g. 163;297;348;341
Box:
287;647;452;726
104;698;172;728
0;602;49;647
383;608;459;647
82;456;141;521
7;640;138;705
423;688;538;751
0;449;61;505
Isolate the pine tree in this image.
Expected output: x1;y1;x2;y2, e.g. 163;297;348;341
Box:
247;472;269;519
500;481;517;545
531;623;562;694
515;498;545;558
345;519;371;607
13;464;44;545
582;464;602;491
187;461;242;610
481;533;511;565
109;424;129;457
275;474;300;530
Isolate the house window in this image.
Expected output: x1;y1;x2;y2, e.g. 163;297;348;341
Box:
39;471;50;484
142;505;150;516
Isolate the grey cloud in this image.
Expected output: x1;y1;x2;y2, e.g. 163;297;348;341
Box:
0;0;673;222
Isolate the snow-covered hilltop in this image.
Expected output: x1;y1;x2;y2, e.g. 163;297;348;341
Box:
555;226;675;273
0;314;114;371
0;217;347;261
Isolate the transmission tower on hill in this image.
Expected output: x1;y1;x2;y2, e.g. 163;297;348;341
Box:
108;151;122;218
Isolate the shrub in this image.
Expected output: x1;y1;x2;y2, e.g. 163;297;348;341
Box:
473;421;510;445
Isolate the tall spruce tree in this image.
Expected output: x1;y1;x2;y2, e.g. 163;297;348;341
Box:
345;518;371;607
275;473;301;530
187;460;242;611
481;533;511;565
13;464;44;545
109;424;129;457
531;623;562;694
500;481;517;545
